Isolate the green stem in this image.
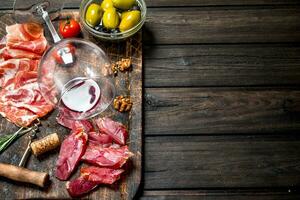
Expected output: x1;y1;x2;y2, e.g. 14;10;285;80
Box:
0;127;34;154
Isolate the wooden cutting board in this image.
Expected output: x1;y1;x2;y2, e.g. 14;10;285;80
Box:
0;11;142;200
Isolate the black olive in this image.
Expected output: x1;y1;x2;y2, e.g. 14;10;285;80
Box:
103;28;110;33
111;28;120;34
132;5;140;11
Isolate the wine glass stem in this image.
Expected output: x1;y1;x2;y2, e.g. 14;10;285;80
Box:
38;6;61;43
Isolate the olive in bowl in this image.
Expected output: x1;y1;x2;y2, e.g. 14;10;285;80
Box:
80;0;146;41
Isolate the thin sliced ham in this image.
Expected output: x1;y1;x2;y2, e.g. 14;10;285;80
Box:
66;167;124;197
56;108;94;132
56;127;88;180
0;47;41;60
0;71;54;116
7;37;47;55
0;102;38;127
95;117;128;145
88;131;113;146
66;175;98;198
6;23;43;42
80;167;124;184
0;22;53;127
0;59;38;87
81;143;133;169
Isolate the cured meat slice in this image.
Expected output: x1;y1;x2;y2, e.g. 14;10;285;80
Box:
0;47;41;60
80;167;124;184
7;37;47;55
6;23;43;43
0;102;38;127
88;131;113;145
0;59;38;87
66;167;124;197
66;175;98;198
0;23;52;127
95;117;128;145
81;143;133;168
56;127;88;180
0;71;54;117
56;108;93;132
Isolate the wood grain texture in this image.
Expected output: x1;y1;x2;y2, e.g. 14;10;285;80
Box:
145;88;300;135
144;135;300;188
144;7;300;44
0;11;142;200
1;0;300;9
141;190;300;200
144;44;300;87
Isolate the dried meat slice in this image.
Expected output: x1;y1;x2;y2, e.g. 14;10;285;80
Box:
0;71;54;117
56;108;94;132
81;143;133;168
0;59;38;87
80;166;124;184
0;102;38;127
66;175;98;197
88;131;113;146
66;167;124;197
7;37;47;55
6;23;43;43
0;47;41;60
56;127;88;180
95;117;128;145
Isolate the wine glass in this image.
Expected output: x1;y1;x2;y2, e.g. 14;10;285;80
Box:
13;0;116;120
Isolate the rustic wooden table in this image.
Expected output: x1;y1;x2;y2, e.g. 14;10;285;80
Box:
1;0;300;199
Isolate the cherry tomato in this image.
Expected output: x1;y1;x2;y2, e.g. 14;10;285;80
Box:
59;19;81;38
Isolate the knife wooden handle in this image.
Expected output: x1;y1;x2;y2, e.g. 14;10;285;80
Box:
0;163;49;187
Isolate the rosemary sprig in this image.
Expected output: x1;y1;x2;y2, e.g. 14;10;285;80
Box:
0;127;34;154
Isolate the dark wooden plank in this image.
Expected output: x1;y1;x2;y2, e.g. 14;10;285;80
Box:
145;88;300;135
144;44;300;87
0;11;142;200
2;6;300;44
144;135;300;188
141;190;300;200
144;7;300;44
1;0;300;9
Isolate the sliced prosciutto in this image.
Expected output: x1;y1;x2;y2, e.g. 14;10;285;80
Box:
66;167;124;197
81;167;124;184
88;131;113;146
0;59;38;87
7;37;47;55
0;47;41;60
0;22;53;127
6;23;43;43
66;175;98;197
56;127;88;180
0;103;38;127
0;71;54;117
82;143;133;169
56;108;93;132
95;117;128;145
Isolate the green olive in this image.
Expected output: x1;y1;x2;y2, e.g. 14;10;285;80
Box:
121;11;130;19
101;0;114;11
112;0;135;10
119;10;141;32
103;8;120;29
85;3;103;27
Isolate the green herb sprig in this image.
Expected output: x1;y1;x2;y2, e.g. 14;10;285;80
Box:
0;127;34;154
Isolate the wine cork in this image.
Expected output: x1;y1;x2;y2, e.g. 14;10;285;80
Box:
30;133;60;156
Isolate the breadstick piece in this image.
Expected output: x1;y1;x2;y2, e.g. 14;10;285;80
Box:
0;163;49;187
30;133;60;156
